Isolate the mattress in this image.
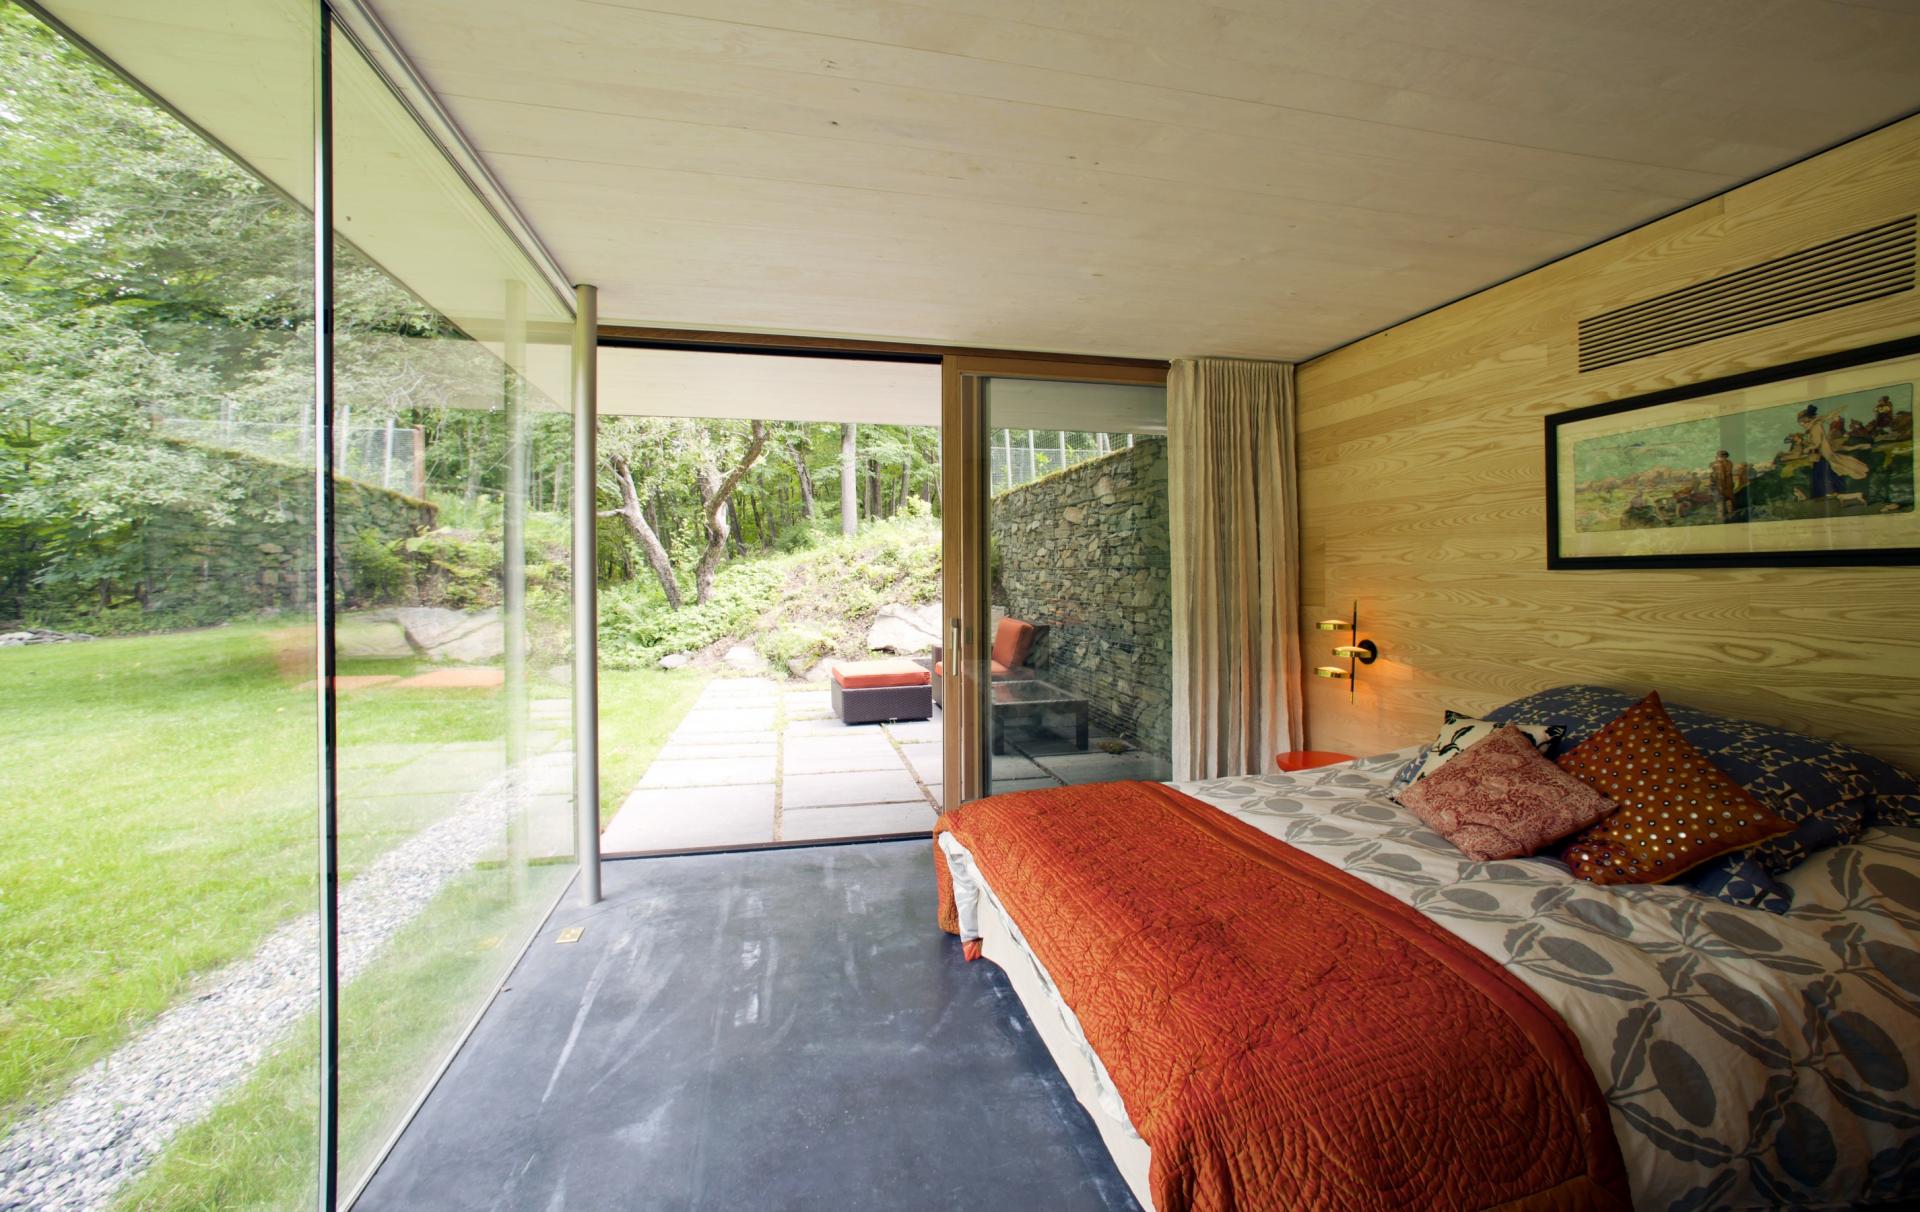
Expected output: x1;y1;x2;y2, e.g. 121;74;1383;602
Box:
940;751;1920;1210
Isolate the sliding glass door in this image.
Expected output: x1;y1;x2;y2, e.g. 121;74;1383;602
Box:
939;359;1170;808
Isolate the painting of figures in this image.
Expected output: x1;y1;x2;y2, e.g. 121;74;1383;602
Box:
1548;343;1920;567
1571;384;1914;532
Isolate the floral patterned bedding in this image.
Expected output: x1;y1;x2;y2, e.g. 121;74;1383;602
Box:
1181;752;1920;1211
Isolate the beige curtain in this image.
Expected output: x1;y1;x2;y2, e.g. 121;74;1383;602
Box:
1168;357;1303;780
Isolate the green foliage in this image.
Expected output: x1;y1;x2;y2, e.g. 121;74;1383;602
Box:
347;529;411;604
597;516;940;672
593;416;940;602
774;522;820;552
398;529;500;610
0;4;557;631
757;622;834;671
598;559;786;670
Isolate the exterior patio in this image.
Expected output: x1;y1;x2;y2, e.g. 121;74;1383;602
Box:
600;675;1172;852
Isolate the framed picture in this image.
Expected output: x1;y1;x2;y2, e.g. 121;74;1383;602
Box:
1547;336;1920;569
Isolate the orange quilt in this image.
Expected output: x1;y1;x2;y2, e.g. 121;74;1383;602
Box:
934;781;1629;1212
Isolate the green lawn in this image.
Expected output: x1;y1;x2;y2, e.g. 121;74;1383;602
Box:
0;624;514;1123
111;860;571;1210
597;665;712;826
0;621;709;1199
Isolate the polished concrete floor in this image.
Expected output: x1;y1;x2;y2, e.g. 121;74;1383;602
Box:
356;841;1139;1212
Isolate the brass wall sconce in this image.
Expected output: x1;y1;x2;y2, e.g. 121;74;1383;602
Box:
1314;601;1377;699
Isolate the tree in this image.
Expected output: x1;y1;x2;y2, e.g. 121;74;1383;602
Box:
790;430;815;520
691;420;769;604
839;423;857;537
602;450;681;608
0;3;518;626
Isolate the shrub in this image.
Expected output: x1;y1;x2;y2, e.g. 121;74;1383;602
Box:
346;530;411;605
594;513;941;673
774;523;819;553
757;622;834;671
401;528;501;609
596;559;786;670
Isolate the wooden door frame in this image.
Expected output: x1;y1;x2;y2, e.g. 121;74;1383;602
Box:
938;356;1169;810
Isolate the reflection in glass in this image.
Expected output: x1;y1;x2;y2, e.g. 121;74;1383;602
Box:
328;26;575;1200
2;4;578;1206
982;382;1173;793
0;0;321;1205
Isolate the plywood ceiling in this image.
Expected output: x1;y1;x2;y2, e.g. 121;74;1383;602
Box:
370;0;1920;361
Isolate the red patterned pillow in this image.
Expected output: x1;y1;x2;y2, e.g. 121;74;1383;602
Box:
1395;726;1616;862
1556;692;1794;885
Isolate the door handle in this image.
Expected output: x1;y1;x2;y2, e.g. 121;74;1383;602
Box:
949;619;961;671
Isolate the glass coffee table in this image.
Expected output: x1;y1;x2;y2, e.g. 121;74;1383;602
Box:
991;678;1090;755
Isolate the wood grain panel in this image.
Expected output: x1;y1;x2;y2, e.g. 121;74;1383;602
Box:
1296;116;1920;772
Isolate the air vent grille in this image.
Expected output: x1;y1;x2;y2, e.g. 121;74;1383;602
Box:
1577;215;1915;372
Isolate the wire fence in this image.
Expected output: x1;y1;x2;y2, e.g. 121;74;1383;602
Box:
988;429;1138;494
161;414;424;496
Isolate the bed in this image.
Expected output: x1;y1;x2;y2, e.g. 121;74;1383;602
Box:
935;714;1920;1211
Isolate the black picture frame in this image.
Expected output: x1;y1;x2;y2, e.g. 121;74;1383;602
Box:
1545;335;1920;570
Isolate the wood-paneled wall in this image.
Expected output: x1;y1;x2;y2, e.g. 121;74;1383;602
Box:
1295;115;1920;772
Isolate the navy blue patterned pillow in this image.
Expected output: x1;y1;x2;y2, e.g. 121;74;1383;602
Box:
1687;854;1793;914
1684;798;1870;913
1483;686;1918;876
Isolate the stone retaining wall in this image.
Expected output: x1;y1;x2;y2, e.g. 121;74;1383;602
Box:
990;438;1171;755
142;441;435;619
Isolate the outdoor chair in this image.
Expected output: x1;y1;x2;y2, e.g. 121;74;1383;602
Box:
930;617;1046;707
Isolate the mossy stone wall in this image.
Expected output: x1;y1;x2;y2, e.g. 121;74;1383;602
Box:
990;438;1171;755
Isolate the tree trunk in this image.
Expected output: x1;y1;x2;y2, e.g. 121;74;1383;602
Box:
694;420;771;604
463;414;481;503
792;440;816;520
604;451;682;609
750;494;774;550
865;457;880;519
895;460;911;513
839;423;857;537
726;499;746;557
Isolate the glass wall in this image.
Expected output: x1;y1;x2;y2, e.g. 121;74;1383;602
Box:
981;378;1172;791
329;23;575;1195
3;2;577;1206
0;1;323;1206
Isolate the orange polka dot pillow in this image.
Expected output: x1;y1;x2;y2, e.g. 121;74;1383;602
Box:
1556;692;1794;885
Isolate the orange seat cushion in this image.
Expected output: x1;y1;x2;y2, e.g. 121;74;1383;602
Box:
833;658;931;689
991;618;1037;670
932;659;1010;677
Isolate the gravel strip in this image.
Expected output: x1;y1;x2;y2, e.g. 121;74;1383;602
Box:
0;777;529;1211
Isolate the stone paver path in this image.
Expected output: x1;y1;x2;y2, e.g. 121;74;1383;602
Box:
601;678;939;851
601;677;1177;851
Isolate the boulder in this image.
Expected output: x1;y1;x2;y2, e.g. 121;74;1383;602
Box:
722;643;769;673
658;652;692;670
334;614;413;660
866;602;941;654
0;628;93;647
396;606;504;663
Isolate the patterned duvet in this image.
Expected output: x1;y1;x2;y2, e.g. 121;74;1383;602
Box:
1180;751;1920;1210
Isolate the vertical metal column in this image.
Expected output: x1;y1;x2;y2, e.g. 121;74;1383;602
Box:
570;285;602;906
311;4;340;1206
502;280;530;896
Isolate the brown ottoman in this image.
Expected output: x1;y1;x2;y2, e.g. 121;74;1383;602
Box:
831;658;933;724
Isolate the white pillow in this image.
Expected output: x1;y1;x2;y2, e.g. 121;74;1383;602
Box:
1403;710;1566;788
